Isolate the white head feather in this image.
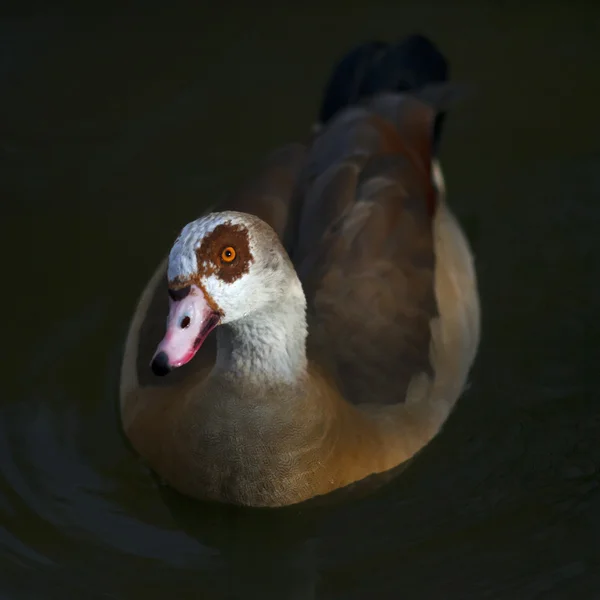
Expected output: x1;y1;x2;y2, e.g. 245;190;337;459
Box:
167;211;305;325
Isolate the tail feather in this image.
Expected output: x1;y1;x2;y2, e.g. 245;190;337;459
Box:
318;41;389;125
318;34;449;151
359;34;448;97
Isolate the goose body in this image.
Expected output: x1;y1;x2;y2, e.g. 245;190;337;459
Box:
119;35;480;507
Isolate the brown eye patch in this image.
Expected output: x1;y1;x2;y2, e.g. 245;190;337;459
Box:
195;222;253;283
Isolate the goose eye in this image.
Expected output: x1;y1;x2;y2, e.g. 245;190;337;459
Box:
220;246;236;263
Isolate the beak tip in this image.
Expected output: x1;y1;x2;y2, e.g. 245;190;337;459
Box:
150;351;172;376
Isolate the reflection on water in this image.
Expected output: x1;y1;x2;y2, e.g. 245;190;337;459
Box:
2;4;600;599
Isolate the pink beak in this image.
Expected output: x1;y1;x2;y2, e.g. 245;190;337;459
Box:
150;284;220;376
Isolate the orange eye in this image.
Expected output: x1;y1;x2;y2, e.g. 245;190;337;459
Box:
220;246;236;263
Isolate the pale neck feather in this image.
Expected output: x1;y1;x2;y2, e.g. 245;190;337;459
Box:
213;278;308;385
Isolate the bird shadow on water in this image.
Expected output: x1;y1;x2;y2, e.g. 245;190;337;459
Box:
154;453;410;599
158;484;322;600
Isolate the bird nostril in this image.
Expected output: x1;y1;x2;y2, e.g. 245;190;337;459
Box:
180;316;191;329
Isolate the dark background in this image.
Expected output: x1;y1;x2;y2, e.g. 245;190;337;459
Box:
1;3;600;598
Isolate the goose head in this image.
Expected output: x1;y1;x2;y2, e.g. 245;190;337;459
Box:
151;211;299;376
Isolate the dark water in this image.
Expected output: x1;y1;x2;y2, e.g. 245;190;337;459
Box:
2;4;600;598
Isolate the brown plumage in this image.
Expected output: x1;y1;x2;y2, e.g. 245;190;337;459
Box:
119;37;480;507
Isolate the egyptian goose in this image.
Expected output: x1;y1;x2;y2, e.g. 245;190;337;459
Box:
119;35;480;507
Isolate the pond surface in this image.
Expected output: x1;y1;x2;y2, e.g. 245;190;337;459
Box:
1;4;600;598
